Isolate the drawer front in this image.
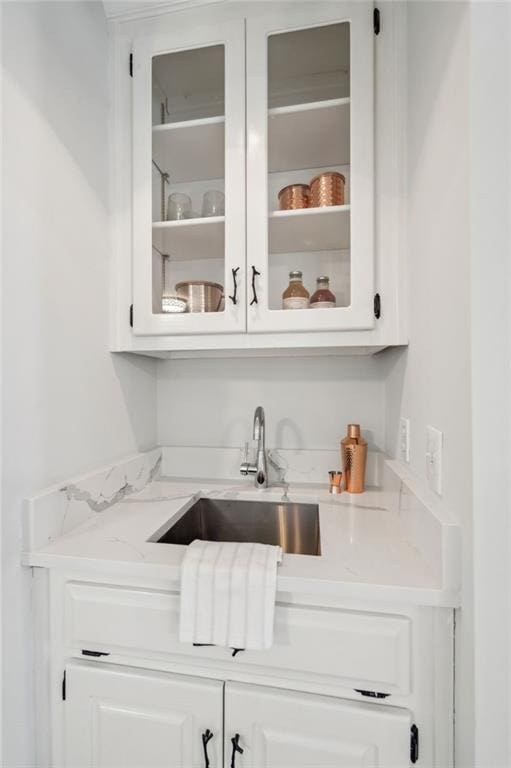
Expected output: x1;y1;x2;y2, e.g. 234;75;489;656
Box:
65;581;411;695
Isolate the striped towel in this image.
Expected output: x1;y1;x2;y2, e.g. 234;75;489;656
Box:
179;540;283;651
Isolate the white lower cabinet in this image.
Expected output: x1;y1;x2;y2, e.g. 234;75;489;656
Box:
64;662;223;768
63;662;412;768
42;572;453;768
64;581;412;696
225;682;412;768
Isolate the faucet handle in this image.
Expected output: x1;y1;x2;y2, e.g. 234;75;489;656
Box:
240;442;252;476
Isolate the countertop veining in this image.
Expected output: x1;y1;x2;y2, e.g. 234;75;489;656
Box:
23;475;460;607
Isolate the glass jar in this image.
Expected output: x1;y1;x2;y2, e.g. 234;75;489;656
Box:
201;189;225;217
167;192;192;221
310;276;336;309
282;271;310;309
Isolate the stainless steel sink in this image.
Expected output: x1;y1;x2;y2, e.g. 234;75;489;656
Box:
156;497;321;556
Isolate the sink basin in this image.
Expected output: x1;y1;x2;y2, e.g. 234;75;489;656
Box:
156;497;321;556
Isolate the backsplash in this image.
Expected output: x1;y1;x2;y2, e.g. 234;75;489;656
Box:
156;356;388;451
161;445;383;487
24;448;162;550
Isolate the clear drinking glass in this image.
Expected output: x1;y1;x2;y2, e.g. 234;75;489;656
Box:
201;190;225;217
167;193;192;221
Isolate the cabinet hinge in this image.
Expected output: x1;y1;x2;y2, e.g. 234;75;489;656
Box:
129;53;133;77
374;293;381;319
354;689;390;699
410;724;419;764
62;670;66;701
374;7;381;35
81;649;110;658
129;304;133;328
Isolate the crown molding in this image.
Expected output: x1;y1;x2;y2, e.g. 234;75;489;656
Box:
103;0;228;22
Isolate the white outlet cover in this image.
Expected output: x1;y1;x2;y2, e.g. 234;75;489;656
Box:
426;425;443;495
399;417;410;463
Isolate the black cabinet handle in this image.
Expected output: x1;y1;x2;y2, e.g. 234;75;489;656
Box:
202;729;213;768
229;267;240;305
250;266;261;306
230;733;244;768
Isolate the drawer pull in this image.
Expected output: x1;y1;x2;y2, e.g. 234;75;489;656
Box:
354;689;390;699
81;649;110;658
230;734;244;768
410;724;419;764
231;648;244;657
201;729;213;768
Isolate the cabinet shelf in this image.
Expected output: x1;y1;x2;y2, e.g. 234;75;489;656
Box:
268;98;350;173
152;217;224;260
152;116;225;183
269;206;350;253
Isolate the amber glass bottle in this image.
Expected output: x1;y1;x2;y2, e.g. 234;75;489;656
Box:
282;271;310;309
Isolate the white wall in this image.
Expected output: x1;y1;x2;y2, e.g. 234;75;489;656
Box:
157;355;388;453
1;3;157;765
469;4;511;766
384;2;473;764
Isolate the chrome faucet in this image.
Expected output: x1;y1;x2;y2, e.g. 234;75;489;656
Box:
240;406;268;488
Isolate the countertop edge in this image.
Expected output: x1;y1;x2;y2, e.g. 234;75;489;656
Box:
22;550;461;609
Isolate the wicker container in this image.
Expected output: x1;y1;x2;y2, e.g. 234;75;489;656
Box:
278;183;310;210
310;172;345;207
175;281;223;313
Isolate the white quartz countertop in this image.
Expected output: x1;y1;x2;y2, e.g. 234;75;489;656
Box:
23;476;460;607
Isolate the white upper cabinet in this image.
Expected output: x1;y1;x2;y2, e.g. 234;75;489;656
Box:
246;3;374;333
112;1;405;352
132;20;246;336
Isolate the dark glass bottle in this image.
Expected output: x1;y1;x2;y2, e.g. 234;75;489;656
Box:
310;276;336;308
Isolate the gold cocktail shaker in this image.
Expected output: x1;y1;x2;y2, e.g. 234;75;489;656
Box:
341;424;367;493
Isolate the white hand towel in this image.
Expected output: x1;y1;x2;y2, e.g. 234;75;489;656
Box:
179;540;282;651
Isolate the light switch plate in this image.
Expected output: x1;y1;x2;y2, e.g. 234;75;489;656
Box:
399;417;410;463
426;425;443;495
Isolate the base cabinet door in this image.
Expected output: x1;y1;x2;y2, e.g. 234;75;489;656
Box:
225;682;412;768
64;662;223;768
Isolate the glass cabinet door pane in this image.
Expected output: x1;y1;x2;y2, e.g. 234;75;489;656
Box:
151;45;226;318
132;20;245;337
267;22;351;313
247;4;374;333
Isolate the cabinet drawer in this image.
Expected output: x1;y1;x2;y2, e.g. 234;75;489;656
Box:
65;582;411;696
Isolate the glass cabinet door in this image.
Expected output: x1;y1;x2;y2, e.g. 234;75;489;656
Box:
246;3;374;333
132;21;246;335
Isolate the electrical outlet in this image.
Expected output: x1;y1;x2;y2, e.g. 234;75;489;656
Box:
426;426;443;495
399;417;410;463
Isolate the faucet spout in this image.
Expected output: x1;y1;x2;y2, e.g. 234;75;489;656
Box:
240;406;268;488
253;406;265;443
253;406;267;487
